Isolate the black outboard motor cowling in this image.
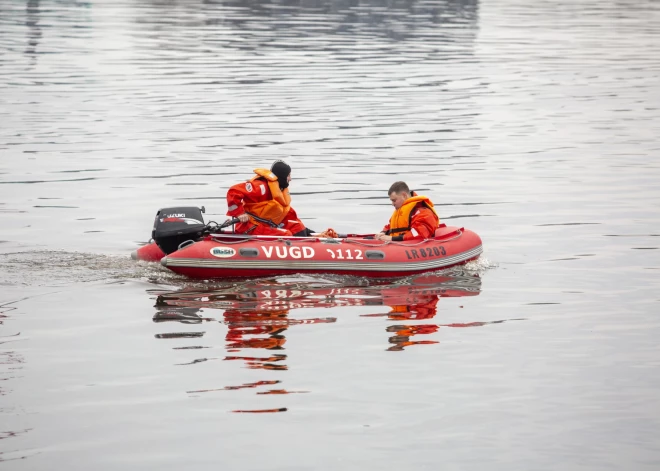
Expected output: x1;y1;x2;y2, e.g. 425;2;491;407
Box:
152;206;206;254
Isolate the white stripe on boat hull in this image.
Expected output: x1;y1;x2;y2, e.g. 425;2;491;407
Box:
162;245;483;273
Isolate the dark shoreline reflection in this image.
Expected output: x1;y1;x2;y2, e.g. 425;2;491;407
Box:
24;0;42;63
136;0;480;51
149;272;518;412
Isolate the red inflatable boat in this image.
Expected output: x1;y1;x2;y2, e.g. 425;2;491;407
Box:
132;206;483;279
134;222;482;280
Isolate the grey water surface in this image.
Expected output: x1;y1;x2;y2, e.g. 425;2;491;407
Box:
1;0;659;469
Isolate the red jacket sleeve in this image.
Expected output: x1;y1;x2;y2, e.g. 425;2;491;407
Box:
402;207;438;240
226;180;266;217
284;206;300;221
282;207;307;234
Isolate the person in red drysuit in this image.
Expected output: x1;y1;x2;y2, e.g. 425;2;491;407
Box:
226;160;313;237
377;181;440;242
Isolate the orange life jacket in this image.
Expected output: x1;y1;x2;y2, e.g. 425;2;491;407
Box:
388;195;439;235
244;168;291;226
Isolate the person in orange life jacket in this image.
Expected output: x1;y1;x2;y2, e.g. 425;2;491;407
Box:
376;181;440;242
226;160;315;237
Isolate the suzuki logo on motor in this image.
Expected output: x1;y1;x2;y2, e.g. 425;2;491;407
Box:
210;247;236;258
166;213;186;218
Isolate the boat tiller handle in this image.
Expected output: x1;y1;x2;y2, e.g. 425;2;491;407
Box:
206;218;241;234
220;217;241;229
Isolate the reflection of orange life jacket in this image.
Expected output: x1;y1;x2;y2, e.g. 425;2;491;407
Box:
388;195;439;235
244;169;292;225
227;336;286;350
388;299;438;320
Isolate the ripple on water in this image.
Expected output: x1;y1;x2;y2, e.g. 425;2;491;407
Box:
0;251;181;287
0;0;659;467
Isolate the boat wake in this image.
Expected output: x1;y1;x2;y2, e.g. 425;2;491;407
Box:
0;250;185;287
463;256;497;273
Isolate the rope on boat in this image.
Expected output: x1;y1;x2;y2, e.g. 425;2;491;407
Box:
342;229;463;247
209;229;463;246
341;238;390;247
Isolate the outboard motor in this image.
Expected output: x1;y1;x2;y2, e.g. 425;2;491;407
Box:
152;206;207;254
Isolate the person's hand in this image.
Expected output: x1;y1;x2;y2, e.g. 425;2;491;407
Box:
237;213;250;223
377;233;392;242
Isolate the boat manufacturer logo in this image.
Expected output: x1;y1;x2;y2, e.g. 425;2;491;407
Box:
210;246;236;258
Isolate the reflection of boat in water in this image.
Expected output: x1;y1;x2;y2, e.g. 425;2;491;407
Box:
154;272;482;313
152;274;487;356
151;274;520;411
